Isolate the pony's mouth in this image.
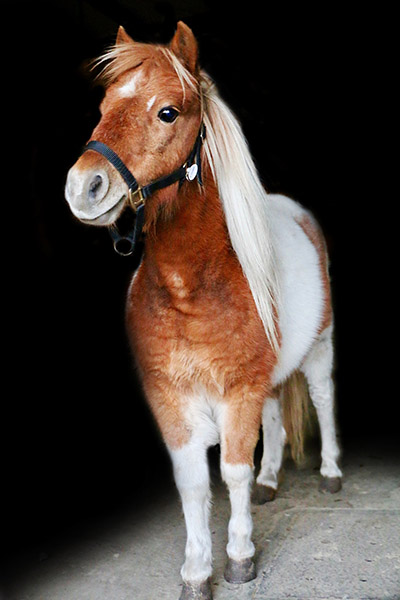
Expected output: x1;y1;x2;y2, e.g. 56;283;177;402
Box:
78;195;127;226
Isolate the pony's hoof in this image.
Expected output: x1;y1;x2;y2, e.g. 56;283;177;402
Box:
224;558;257;584
179;578;213;600
251;483;277;505
319;476;342;494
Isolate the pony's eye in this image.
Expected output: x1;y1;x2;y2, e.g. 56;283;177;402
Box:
158;106;180;123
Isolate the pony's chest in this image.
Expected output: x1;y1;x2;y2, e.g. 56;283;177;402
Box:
127;261;270;391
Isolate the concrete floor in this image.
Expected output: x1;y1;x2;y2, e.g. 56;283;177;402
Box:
2;441;400;600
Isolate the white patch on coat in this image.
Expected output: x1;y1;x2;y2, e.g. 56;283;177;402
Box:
118;72;142;97
268;194;325;385
147;94;157;111
169;272;188;298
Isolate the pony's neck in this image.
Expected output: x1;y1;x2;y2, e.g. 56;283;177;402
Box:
141;76;279;350
143;170;231;286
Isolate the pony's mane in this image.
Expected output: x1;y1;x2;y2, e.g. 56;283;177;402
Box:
200;74;280;351
94;39;280;351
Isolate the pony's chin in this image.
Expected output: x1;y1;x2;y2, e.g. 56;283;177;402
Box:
77;197;126;226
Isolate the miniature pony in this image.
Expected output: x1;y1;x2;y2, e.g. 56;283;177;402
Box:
65;22;342;600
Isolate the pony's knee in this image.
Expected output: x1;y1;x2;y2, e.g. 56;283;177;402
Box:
221;462;254;488
221;417;260;467
169;441;210;496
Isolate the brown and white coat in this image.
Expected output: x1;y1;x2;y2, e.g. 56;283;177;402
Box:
65;22;342;600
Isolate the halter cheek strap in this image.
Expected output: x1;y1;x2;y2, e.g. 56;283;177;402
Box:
82;123;206;256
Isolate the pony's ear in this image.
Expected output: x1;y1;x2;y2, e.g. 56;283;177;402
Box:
170;21;198;74
116;25;135;46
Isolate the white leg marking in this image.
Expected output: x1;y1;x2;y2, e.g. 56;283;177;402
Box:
301;326;342;479
257;397;286;489
221;462;255;561
169;440;212;584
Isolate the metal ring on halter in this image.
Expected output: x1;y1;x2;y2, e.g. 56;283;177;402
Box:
108;202;146;257
113;236;135;256
109;226;135;256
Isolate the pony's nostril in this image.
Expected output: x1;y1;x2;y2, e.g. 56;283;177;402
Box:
89;174;104;200
87;172;109;203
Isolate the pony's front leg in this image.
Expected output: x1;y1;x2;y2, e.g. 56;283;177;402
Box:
220;395;263;584
169;439;213;600
142;379;213;600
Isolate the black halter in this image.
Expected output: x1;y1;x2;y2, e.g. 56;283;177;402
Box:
82;123;206;256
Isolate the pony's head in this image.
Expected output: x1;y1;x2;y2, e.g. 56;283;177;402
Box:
65;22;202;226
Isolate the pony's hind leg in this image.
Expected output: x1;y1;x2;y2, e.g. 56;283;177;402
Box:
300;324;342;493
169;439;213;600
252;396;286;504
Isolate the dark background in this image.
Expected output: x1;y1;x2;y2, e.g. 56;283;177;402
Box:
2;0;396;569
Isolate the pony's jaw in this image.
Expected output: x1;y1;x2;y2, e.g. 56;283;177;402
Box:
65;163;127;226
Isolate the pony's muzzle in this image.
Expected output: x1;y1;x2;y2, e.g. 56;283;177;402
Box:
65;162;127;226
65;168;109;207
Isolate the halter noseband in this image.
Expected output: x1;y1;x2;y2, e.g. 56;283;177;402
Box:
82;123;206;256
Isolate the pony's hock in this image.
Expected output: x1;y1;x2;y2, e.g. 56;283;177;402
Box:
65;22;342;597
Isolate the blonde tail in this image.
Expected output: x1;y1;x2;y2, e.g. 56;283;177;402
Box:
280;370;316;464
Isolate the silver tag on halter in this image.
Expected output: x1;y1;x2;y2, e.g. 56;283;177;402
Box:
186;163;198;181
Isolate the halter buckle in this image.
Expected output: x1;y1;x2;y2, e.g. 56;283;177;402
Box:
128;187;145;213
